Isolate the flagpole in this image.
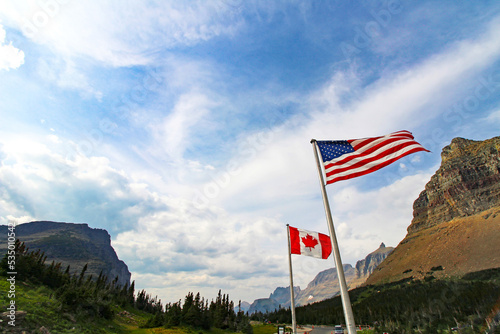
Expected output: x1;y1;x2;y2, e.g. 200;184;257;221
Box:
286;224;297;334
310;139;357;334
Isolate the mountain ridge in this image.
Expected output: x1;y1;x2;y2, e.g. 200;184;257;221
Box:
0;220;131;287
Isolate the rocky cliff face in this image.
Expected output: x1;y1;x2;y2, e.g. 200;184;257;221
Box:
410;137;500;233
0;221;131;287
355;243;394;280
269;286;301;305
366;136;500;285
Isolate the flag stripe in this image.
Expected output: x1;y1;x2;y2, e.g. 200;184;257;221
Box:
325;144;426;181
347;135;383;151
324;137;415;170
325;141;425;176
326;146;427;184
289;226;301;255
347;130;413;151
318;232;332;259
317;131;429;184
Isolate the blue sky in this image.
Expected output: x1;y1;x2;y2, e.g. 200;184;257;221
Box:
1;0;500;304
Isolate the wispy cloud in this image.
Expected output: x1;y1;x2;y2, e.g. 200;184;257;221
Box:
0;1;245;66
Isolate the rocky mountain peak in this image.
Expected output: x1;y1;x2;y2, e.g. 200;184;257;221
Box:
441;137;475;162
409;136;500;234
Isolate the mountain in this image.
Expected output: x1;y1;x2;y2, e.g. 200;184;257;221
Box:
352;242;394;285
247;298;281;315
269;286;301;305
365;136;500;285
294;243;393;306
238;301;251;313
0;220;131;287
248;243;393;313
293;264;357;306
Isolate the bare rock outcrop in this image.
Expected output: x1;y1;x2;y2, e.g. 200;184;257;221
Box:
410;136;500;234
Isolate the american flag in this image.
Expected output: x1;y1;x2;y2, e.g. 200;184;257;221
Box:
316;130;429;184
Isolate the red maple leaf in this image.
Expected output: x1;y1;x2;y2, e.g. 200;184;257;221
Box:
301;234;319;251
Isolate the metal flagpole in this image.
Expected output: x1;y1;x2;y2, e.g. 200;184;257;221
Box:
310;139;357;334
286;224;297;334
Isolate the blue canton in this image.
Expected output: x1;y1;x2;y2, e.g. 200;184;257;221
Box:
317;141;354;162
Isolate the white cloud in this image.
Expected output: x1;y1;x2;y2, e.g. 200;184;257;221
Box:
37;57;102;99
0;134;147;231
486;108;500;123
330;172;434;257
0;24;24;70
153;91;217;161
0;1;244;66
112;198;287;303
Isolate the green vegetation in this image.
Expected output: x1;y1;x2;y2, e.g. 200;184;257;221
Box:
142;290;252;334
0;240;252;333
251;323;277;334
263;270;500;333
0;274;153;333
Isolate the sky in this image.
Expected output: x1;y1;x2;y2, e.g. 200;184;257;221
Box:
1;0;500;305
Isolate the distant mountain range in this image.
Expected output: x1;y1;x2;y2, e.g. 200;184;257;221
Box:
0;221;131;287
247;243;393;314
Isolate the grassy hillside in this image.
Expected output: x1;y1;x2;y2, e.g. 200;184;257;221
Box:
0;275;148;333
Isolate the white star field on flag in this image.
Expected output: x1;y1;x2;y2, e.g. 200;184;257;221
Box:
317;141;355;162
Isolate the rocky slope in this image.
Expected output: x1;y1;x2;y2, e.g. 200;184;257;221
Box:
0;221;131;287
366;136;500;285
248;243;393;313
410;137;500;233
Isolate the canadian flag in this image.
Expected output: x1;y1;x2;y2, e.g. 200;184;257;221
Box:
288;226;332;259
